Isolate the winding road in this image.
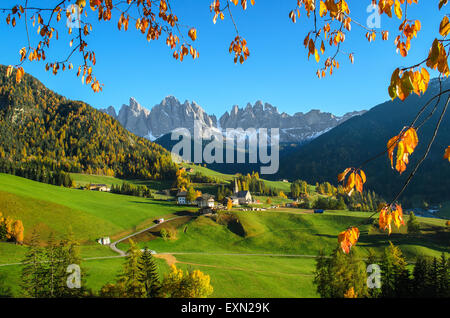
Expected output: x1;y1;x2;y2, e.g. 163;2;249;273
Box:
107;215;326;261
109;216;186;256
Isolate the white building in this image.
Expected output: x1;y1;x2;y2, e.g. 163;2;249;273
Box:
97;237;111;245
176;191;187;205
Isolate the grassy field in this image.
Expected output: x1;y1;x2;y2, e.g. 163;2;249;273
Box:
118;210;449;260
70;173;173;191
180;162;306;195
0;173;195;243
172;254;317;298
0;173;449;298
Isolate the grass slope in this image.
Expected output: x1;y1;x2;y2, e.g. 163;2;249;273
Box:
119;210;449;260
0;173;194;243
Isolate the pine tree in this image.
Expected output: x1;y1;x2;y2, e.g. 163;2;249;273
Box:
313;247;368;298
407;212;421;234
21;230;47;298
380;242;411;297
138;248;161;298
118;239;146;298
43;233;62;298
437;253;449;298
412;255;431;297
313;249;331;297
57;229;88;297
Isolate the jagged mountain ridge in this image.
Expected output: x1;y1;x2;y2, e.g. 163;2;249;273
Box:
101;97;366;143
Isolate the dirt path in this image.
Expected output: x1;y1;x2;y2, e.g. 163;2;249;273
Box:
154;254;178;266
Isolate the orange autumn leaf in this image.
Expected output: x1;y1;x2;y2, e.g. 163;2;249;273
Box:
394;0;402;20
338;227;360;254
6;65;13;78
15;67;25;84
387;127;418;174
188;28;197;41
338;168;352;182
427;38;450;77
338;168;366;195
444;146;450;162
379;204;404;235
440;16;450;37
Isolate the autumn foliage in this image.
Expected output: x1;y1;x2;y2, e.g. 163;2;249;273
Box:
387;127;419;174
0;212;24;244
338;168;366;196
379;204;405;235
337;227;359;254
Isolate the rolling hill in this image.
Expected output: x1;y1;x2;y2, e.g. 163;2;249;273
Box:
0;173;194;243
0;65;177;181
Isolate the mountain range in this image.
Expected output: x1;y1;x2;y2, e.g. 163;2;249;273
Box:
100;97;366;143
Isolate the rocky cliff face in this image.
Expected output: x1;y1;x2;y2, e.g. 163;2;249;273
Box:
101;97;365;143
101;96;217;140
218;101;366;142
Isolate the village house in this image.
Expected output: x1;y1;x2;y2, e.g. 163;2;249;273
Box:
196;194;215;208
97;236;111;245
176;190;187;205
89;184;110;192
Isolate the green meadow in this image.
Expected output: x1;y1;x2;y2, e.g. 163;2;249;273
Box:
0;173;194;243
0;173;448;298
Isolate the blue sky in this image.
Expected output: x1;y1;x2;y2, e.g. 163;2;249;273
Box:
0;1;442;116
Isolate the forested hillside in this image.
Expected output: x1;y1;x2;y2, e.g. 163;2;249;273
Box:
0;65;177;181
278;78;450;206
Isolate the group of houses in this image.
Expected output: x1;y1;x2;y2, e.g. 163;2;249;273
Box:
176;191;216;208
88;184;111;192
176;179;253;208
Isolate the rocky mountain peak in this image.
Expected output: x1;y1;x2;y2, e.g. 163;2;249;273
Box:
101;97;366;143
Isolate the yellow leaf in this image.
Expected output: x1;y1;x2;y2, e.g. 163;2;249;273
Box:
440;16;450;37
319;1;327;17
188;28;197;41
394;0;402;19
6;65;13;77
314;49;320;63
359;169;366;183
15;67;24;84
